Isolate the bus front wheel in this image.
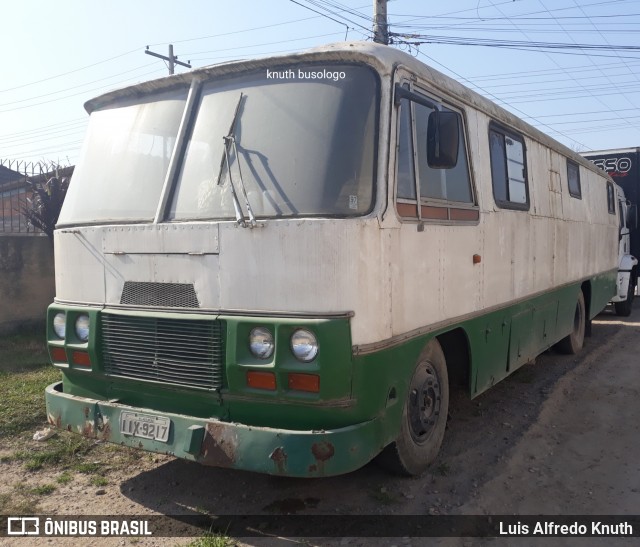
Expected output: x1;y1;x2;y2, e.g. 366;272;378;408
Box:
378;339;449;476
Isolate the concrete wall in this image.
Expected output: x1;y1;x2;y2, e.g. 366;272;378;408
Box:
0;235;54;335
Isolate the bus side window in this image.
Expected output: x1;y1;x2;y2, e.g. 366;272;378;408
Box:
415;103;472;204
489;124;529;210
607;182;615;214
567;159;582;199
394;83;475;217
397;97;417;201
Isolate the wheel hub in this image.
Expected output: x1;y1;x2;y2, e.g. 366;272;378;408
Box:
408;362;442;443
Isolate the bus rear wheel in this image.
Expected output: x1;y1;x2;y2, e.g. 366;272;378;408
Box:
556;291;586;354
377;339;449;476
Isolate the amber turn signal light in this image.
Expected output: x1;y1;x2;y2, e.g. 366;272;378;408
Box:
246;370;276;390
49;346;67;364
288;373;320;393
71;351;91;367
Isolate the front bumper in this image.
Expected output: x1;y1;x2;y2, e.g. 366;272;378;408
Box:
45;382;382;477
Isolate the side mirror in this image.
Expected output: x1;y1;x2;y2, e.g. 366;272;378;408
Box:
427;110;460;169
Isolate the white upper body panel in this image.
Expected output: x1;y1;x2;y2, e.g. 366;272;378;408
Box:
55;42;618;348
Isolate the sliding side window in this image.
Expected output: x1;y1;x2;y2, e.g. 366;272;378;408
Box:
607;182;615;215
395;83;477;222
567;159;582;199
397;95;417;201
489;124;529;210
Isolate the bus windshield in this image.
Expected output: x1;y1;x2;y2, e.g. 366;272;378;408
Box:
59;64;378;225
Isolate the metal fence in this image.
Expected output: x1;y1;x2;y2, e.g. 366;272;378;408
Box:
0;160;71;234
0;186;35;233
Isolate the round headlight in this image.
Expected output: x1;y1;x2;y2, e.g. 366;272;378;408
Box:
249;327;274;359
291;329;319;362
75;314;90;342
53;312;66;339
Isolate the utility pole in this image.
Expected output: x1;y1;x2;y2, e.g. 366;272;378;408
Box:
145;44;191;75
373;0;389;45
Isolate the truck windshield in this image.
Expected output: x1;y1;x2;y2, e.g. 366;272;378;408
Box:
59;64;378;225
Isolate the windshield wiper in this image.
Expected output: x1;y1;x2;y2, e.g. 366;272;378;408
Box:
215;92;257;228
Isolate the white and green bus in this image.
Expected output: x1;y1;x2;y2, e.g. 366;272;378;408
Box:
45;42;618;477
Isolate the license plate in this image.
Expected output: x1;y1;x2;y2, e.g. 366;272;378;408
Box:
119;412;171;442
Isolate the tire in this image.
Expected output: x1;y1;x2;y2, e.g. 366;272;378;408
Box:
556;291;586;355
377;339;449;476
614;277;635;317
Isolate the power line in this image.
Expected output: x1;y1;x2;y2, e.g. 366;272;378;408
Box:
466;58;640;82
0;48;140;95
390;34;640;53
535;0;640;132
391;12;640;22
0;67;167;114
0;125;86;147
180;32;344;57
0;118;86;140
410;48;591;150
391;0;633;27
0;63;158;109
289;0;372;38
302;0;373;32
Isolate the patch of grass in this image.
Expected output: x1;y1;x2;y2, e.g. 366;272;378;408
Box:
0;332;154;498
56;471;73;484
90;476;109;487
0;492;40;515
0;365;61;438
0;493;11;512
73;462;103;474
183;532;233;547
30;484;56;495
11;435;94;470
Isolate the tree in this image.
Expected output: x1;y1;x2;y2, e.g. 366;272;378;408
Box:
22;174;69;242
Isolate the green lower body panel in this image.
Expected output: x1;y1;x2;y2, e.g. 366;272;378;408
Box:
45;382;382;478
44;271;617;478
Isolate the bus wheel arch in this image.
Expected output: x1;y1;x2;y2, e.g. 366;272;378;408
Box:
437;327;471;390
556;288;586;354
377;338;449;476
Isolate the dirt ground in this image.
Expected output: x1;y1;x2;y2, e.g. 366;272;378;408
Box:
2;301;639;546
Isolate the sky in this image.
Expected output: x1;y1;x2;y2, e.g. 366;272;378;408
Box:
2;0;640;172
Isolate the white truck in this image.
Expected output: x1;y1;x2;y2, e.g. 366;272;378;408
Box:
613;184;638;316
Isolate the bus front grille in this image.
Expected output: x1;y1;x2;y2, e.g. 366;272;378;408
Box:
101;313;224;390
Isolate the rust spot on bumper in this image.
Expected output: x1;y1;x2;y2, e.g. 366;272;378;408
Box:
269;447;288;474
311;441;335;462
48;414;62;429
200;423;238;467
100;421;112;441
310;441;335;475
82;421;94;437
